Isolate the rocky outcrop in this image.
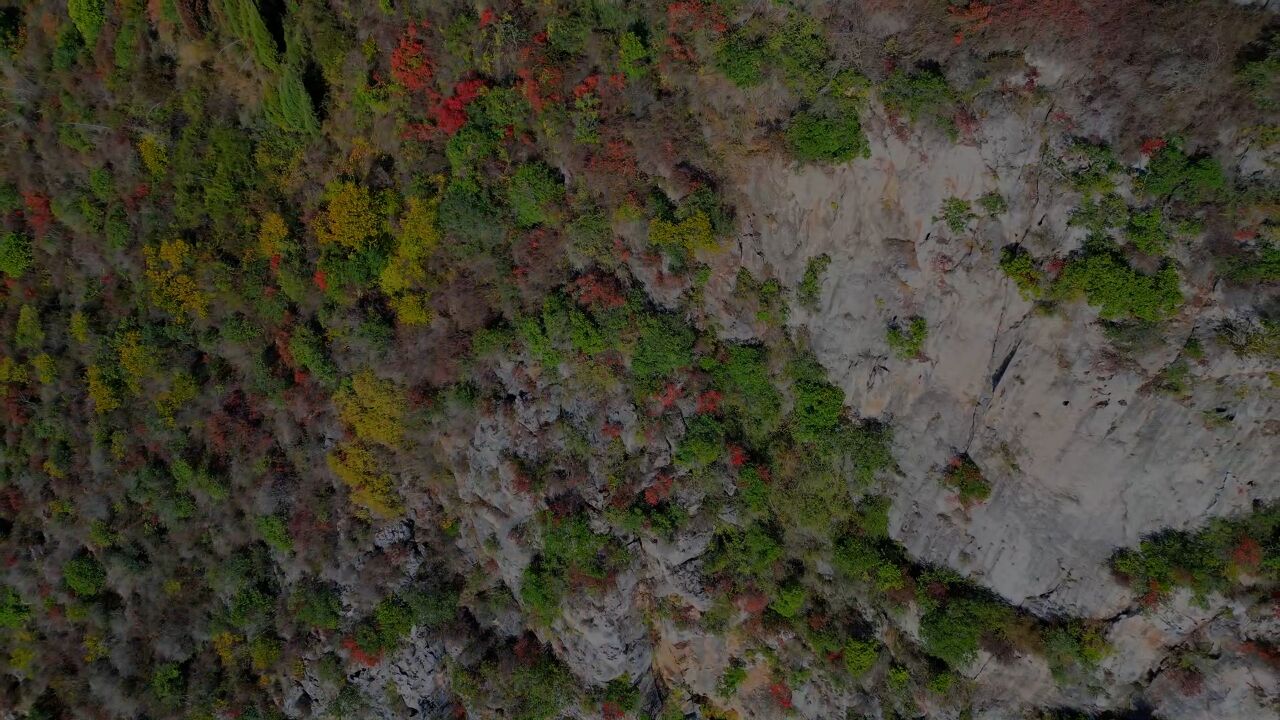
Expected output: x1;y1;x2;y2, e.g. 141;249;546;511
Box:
719;103;1280;619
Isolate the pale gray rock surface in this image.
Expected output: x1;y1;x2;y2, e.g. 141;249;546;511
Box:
717;107;1280;620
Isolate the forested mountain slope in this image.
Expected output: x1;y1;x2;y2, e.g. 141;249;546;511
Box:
0;2;1277;719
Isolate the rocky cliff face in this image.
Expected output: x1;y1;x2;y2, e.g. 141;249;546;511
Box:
723;119;1279;619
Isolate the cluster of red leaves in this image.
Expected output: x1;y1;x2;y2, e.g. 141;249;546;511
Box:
696;390;722;414
666;1;727;34
391;22;434;93
587;139;638;177
513;633;538;661
22;192;52;237
312;269;328;290
1232;536;1262;571
479;8;496;27
1139;579;1163;609
602;421;623;440
665;1;727;63
0;487;23;513
124;183;150;212
431;78;486;135
644;473;674;506
727;444;747;468
205;390;270;457
952;108;981;142
1140;137;1168;156
516;64;562;112
737;590;769;614
570;273;627;309
516;37;563;112
949;0;1093;41
601;702;625;720
1241;638;1280;666
768;681;793;709
574;74;601;99
342;636;382;668
653;382;682;411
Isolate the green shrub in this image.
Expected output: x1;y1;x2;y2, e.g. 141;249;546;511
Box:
1043;623;1109;681
63;555;106;597
618;32;650;81
151;662;184;705
676;414;725;468
1124;208;1170;255
218;0;280;70
290;582;342;630
521;513;627;624
880;67;955;131
770;583;806;618
920;597;1013;668
978;191;1007;215
1061;139;1122;195
998;246;1044;299
1153;359;1191;396
766;13;829;98
942;455;991;505
1110;503;1278;601
1069;192;1128;240
717;661;748;697
1136;143;1226;203
1223;241;1280;283
438;177;503;247
602;674;640;713
836;421;895;487
705;344;782;443
788;356;845;444
630;313;694;389
844;638;879;677
1051;249;1182;323
288;325;339;387
705;524;783;583
886;316;927;360
798;254;830;308
833;535;896;585
1238;31;1280;108
1219;319;1280;359
0;586;29;628
67;0;106;45
507;162;564;228
715;30;766;87
936;197;975;233
0;232;32;278
785;111;870;163
256;514;293;553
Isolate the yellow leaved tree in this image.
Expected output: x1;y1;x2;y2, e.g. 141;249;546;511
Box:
379;195;441;326
314;181;383;248
144;239;207;320
333;370;406;447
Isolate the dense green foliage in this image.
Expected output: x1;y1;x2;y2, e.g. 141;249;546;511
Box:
1051;248;1183;323
1111;503;1279;602
786;112;870;163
